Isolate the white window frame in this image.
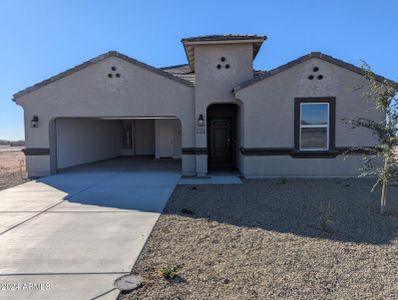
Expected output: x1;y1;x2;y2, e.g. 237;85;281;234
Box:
299;102;330;151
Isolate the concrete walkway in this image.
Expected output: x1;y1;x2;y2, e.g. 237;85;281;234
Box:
0;158;181;300
179;170;242;185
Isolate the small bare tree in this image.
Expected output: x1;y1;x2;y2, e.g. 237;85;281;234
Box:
344;63;398;214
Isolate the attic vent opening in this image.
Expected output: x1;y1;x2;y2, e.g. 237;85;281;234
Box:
308;67;323;80
217;57;230;70
108;66;121;78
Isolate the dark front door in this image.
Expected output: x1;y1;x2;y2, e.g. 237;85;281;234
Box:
208;118;233;166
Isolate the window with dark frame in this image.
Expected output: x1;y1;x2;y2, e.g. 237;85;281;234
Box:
294;98;336;153
300;103;329;150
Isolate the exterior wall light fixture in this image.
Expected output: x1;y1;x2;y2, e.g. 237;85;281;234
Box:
197;114;205;127
31;116;39;128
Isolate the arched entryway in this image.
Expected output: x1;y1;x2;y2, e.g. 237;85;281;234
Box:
207;103;239;170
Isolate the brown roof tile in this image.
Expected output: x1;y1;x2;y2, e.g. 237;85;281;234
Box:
160;64;268;86
161;64;195;85
181;34;265;43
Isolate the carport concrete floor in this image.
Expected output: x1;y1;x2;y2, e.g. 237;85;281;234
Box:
0;157;181;300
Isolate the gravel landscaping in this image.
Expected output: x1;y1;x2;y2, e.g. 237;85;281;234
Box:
0;147;29;191
121;178;398;300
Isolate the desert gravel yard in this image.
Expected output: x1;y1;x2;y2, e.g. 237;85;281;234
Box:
0;146;29;191
121;178;398;300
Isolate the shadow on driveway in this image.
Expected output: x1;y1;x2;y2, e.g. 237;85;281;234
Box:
37;157;181;212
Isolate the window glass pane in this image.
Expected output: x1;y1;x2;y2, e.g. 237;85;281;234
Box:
301;103;328;125
301;128;327;149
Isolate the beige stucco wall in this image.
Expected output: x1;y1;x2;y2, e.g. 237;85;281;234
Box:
15;48;385;178
194;43;253;104
242;156;366;178
235;57;384;177
194;43;253;175
236;101;245;172
16;56;195;176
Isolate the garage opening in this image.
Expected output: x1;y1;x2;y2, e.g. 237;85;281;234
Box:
49;117;182;173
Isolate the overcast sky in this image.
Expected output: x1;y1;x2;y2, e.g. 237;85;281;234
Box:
1;0;397;140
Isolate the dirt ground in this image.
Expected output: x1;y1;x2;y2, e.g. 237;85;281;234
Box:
0;146;29;191
121;178;398;300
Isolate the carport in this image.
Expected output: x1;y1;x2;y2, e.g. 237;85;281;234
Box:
49;117;182;174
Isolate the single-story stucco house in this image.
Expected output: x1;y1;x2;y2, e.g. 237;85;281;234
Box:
13;34;388;178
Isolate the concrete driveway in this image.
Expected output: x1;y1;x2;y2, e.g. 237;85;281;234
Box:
0;158;181;300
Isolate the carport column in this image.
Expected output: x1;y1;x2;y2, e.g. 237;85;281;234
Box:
195;112;208;177
23;114;52;177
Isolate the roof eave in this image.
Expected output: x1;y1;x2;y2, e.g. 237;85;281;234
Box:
182;38;265;46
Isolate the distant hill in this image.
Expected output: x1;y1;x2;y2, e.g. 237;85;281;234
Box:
0;140;25;146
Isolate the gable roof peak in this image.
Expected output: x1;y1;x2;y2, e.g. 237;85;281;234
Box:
233;51;393;93
13;51;193;100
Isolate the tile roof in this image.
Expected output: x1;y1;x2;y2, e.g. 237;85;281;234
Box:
161;64;195;84
161;64;268;86
233;52;395;93
181;34;265;43
13;51;194;100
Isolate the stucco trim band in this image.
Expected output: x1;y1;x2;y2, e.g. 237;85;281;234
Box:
23;148;50;156
182;147;208;155
240;147;352;158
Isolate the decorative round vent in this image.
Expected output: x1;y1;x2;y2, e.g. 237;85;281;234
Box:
217;57;230;70
308;67;323;80
108;66;121;78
